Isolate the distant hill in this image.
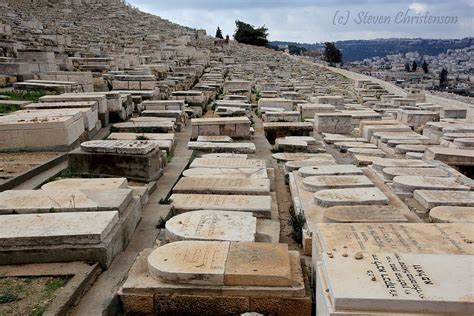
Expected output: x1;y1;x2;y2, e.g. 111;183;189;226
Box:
270;38;473;62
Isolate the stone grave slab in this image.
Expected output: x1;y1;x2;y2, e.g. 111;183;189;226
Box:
285;158;337;172
147;241;229;285
0;189;133;214
112;121;174;133
424;147;474;166
382;167;450;181
314;187;389;207
323;205;408;223
190;158;265;169
172;177;270;195
371;158;433;172
69;145;165;182
429;206;474;223
453;138;474;149
298;164;363;177
196;136;233;143
41;178;128;191
395;144;427;154
191;117;251;139
406;151;424;160
320;252;474;314
314;113;352;134
414;190;474;210
81;140;156;155
224;242;292;287
0;211;118;247
165;210;256;242
272;152;327;162
393;176;470;194
323;134;366;144
182;168;268;179
303;175;374;192
347;147;386;157
169;194;272;218
352;155;381;166
200;153;248;159
187;142;256;154
334;142;376;151
314;223;474;262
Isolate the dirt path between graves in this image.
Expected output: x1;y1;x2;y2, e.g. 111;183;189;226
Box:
251;113;300;251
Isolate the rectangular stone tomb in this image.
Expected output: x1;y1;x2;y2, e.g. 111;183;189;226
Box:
392;176;470;194
303;175;374;192
314;223;474;262
423;147;474;167
0;211;125;268
317;252;474;314
190;158;266;169
107;132;175;153
314;187;389;207
172;177;270;195
323;205;408;223
298;164;363;177
165;210;257;242
0;113;85;151
182;168;268;179
169;194;272;218
191;117;251;139
112;121;175;133
148;241;292;286
69;142;165;182
314;113;353;134
0;188;133;214
119;243;311;315
187;141;256;154
414;190;474;210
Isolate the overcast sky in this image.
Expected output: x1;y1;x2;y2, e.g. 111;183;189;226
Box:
127;0;473;43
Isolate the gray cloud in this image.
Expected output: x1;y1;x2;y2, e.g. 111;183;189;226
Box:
128;0;474;42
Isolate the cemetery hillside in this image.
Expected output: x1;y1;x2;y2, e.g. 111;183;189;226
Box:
0;0;473;315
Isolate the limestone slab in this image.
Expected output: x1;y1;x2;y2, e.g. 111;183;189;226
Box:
0;189;133;214
42;178;128;191
324;205;408;223
303;175;374;192
321;252;474;314
315;223;474;259
372;158;433;172
165;211;256;242
200;153;248;159
423;147;474;166
224;242;292;287
0;211;119;247
170;194;272;218
190;158;265;169
81;140;156;155
147;241;229;285
393;176;470;193
314;187;389;207
285;158;337;172
196;136;233;143
414;190;474;209
272;152;327;162
172;177;270;195
429;206;474;223
182;168;268;179
187;142;256;154
334;142;376;151
382;167;449;180
298;164;363;177
347;147;386;157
